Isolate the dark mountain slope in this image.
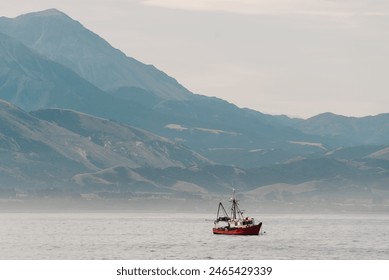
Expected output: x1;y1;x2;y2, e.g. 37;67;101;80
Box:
3;9;389;171
0;9;192;100
31;108;211;168
0;100;212;189
0;31;174;130
0;100;138;187
0;25;319;167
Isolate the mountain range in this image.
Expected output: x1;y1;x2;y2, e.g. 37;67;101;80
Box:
0;9;389;208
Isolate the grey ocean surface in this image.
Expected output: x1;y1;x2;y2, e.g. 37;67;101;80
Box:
0;212;388;259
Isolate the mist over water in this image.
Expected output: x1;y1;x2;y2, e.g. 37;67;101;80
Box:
1;210;388;260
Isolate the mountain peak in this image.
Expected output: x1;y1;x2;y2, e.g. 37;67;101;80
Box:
22;8;67;18
306;112;346;122
1;9;192;100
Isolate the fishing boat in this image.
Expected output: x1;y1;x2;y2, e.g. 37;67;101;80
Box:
213;190;262;235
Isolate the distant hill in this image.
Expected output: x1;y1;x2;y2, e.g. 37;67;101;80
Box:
72;157;389;206
0;9;192;100
0;31;126;112
31;108;211;168
0;9;389;207
296;112;389;145
0;101;211;188
0;100;135;188
0;10;322;167
1;99;388;204
0;30;174;132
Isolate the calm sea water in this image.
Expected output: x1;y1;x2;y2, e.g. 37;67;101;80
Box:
0;212;388;259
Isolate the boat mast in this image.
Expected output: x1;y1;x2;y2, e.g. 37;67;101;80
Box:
231;189;239;220
232;189;237;219
230;189;244;220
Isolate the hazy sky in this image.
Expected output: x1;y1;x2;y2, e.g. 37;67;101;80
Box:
2;0;389;118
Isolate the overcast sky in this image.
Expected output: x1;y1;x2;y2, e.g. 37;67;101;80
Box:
2;0;389;118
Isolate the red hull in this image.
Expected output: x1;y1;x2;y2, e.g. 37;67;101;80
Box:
213;222;262;235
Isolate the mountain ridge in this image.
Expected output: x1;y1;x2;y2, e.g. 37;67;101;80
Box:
296;112;389;145
0;9;192;100
0;100;213;188
0;9;389;208
0;15;324;167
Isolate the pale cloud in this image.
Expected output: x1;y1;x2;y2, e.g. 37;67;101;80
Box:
142;0;389;17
